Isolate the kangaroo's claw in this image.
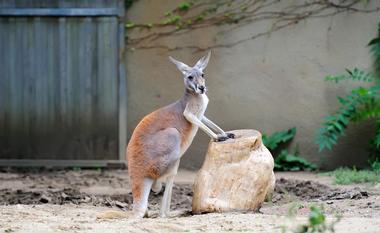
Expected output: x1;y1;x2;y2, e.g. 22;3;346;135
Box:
226;133;235;139
216;135;229;142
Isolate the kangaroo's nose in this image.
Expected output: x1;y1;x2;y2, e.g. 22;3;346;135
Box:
199;85;205;91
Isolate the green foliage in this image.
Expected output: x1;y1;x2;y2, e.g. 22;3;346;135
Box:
369;22;380;71
322;167;380;184
125;22;136;29
178;1;192;11
275;150;317;171
308;206;326;226
263;128;317;171
315;85;380;151
162;15;182;25
315;23;380;163
324;68;376;83
195;14;205;22
370;158;380;170
262;127;296;151
125;0;138;10
294;205;341;233
280;204;341;233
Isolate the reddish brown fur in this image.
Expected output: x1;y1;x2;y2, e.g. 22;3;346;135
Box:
127;96;193;201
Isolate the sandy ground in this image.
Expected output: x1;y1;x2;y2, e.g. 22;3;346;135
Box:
0;169;379;233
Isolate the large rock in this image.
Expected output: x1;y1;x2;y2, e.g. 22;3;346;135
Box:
192;129;275;213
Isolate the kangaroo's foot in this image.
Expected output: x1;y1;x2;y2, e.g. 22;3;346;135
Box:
130;178;154;218
160;175;176;218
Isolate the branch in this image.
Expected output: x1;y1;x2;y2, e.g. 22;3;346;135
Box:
125;0;380;51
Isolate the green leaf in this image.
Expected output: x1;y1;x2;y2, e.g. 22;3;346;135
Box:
309;206;326;226
368;37;380;46
125;22;136;29
324;68;376;83
178;1;192;11
274;150;317;171
262;127;296;151
315;83;380;151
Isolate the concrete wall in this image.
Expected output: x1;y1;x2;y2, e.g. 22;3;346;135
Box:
126;0;380;170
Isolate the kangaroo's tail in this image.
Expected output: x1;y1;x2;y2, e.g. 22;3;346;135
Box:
96;210;130;219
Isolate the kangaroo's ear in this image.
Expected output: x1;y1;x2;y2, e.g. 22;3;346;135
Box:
169;56;191;75
194;51;211;71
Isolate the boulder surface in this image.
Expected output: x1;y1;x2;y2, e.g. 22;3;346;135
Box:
192;129;275;213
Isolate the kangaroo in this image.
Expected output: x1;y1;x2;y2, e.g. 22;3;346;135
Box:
127;52;234;218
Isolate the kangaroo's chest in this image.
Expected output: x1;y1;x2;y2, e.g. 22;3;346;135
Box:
188;94;209;118
180;94;209;155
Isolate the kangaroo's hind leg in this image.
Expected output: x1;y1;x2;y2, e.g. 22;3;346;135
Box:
131;177;154;218
160;160;180;218
148;128;181;218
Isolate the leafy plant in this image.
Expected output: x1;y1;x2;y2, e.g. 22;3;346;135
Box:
275;150;317;171
162;15;182;26
263;127;296;151
263;128;317;171
178;1;192;11
315;22;380;164
280;204;341;233
295;205;341;233
322;166;380;184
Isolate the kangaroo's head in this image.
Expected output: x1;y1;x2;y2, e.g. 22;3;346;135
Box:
169;52;211;95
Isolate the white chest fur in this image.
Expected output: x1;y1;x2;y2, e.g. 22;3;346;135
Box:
180;94;209;156
194;94;209;117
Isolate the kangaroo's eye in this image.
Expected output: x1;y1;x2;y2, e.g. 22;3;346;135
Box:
188;76;194;80
201;73;204;77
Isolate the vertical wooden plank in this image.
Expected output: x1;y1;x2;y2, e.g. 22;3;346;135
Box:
67;18;76;130
11;18;26;158
33;16;47;157
45;17;59;157
65;17;81;157
58;17;67;127
24;16;36;156
78;17;94;158
57;16;71;157
96;17;118;160
118;0;127;161
0;18;8;156
2;17;15;158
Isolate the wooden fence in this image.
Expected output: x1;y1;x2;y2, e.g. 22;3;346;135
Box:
0;0;126;167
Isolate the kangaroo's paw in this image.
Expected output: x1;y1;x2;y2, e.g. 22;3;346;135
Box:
226;132;235;139
215;135;229;142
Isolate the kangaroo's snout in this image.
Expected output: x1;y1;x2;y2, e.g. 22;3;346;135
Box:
199;85;205;93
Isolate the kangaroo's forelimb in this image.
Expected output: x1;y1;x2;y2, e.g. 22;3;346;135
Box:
184;111;218;140
202;116;226;135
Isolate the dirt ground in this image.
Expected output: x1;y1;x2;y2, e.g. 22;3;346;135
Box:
0;169;379;233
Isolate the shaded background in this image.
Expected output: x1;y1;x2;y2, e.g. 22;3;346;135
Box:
126;0;380;169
